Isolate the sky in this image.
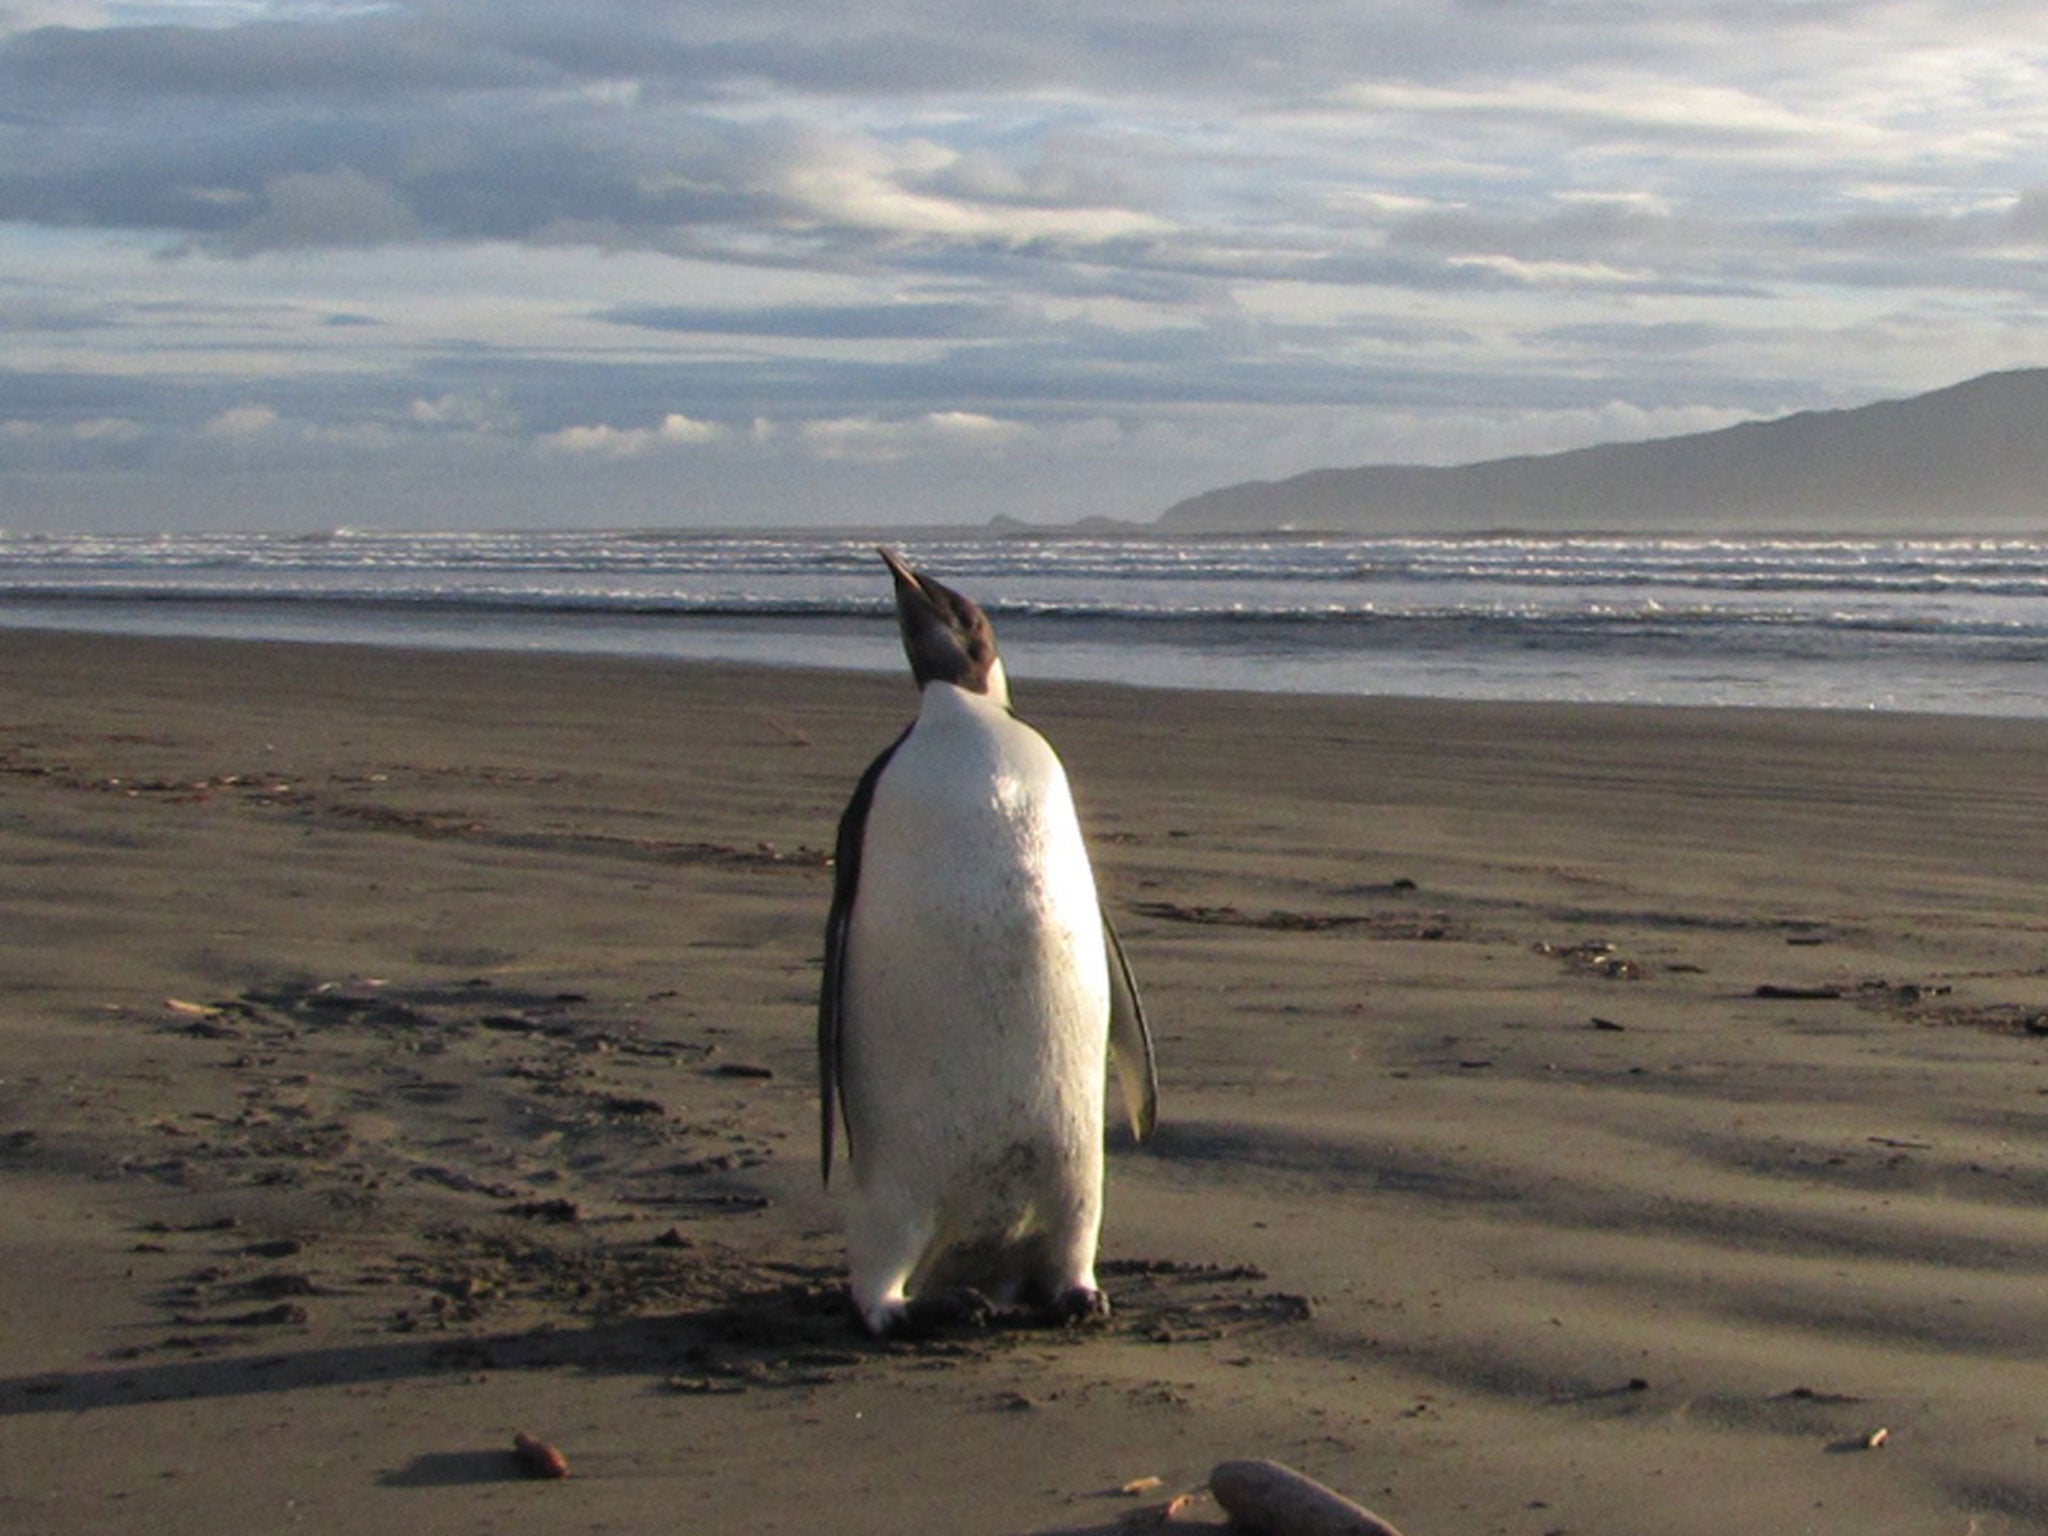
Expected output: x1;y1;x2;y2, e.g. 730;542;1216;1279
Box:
4;1;2048;532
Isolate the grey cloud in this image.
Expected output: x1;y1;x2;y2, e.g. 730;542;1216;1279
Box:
0;90;787;251
1814;192;2048;255
0;2;2005;126
213;168;422;255
1536;320;1746;356
4;1;2047;531
437;321;1663;425
1387;199;1687;259
1;58;1178;262
221;323;1337;440
0;296;119;332
911;138;1169;216
1374;193;2048;301
0;12;541;101
2005;188;2048;238
5;0;2023;284
0;365;162;423
1069;234;1683;297
0;5;1028;112
599;301;1016;341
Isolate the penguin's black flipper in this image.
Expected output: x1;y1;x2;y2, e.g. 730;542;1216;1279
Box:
1102;910;1158;1143
819;728;909;1185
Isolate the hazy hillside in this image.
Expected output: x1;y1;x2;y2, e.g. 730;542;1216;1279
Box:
1158;369;2048;534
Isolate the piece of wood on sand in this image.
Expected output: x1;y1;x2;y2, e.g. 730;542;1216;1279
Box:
1209;1459;1409;1536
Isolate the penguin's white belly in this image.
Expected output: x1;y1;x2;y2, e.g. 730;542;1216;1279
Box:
841;691;1109;1307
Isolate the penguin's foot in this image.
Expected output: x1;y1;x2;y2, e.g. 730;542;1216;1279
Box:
1047;1285;1111;1328
869;1286;996;1340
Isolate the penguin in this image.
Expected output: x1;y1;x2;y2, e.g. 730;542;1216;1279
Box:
818;548;1158;1337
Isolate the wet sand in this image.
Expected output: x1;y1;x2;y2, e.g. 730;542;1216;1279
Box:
4;627;2048;1535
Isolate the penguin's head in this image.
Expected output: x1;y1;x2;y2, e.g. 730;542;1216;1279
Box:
879;548;1010;706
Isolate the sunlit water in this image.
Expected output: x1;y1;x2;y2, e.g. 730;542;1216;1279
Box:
3;529;2044;716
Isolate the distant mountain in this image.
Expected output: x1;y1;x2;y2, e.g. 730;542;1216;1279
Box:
1158;369;2048;534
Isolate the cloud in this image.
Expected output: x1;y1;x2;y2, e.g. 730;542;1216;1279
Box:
1340;76;1869;151
797;410;1031;463
0;7;539;100
0;15;1174;260
536;412;726;456
1392;193;1677;251
0;295;119;332
750;128;1175;249
405;391;530;440
0;4;2029;285
202;403;278;438
1;412;141;440
2004;187;2048;239
210;167;422;254
7;2;2048;529
599;299;1011;341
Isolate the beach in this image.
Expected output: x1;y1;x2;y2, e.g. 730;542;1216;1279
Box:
4;626;2048;1535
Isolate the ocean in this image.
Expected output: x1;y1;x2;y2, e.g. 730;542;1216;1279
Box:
2;528;2044;718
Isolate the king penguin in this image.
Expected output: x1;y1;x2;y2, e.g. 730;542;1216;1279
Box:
818;549;1158;1337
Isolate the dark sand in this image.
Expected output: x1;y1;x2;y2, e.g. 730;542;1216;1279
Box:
4;628;2048;1535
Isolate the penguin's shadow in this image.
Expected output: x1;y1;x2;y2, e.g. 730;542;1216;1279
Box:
378;1449;527;1488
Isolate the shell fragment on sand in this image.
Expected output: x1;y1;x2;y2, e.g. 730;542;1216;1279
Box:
512;1432;570;1480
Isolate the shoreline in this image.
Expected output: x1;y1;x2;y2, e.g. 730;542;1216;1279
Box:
5;627;2048;1535
4;616;2044;727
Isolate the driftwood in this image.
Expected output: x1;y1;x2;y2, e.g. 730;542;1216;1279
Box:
1209;1459;1408;1536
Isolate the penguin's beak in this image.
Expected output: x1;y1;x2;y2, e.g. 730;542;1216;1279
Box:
878;546;932;611
879;548;950;658
878;548;1007;702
